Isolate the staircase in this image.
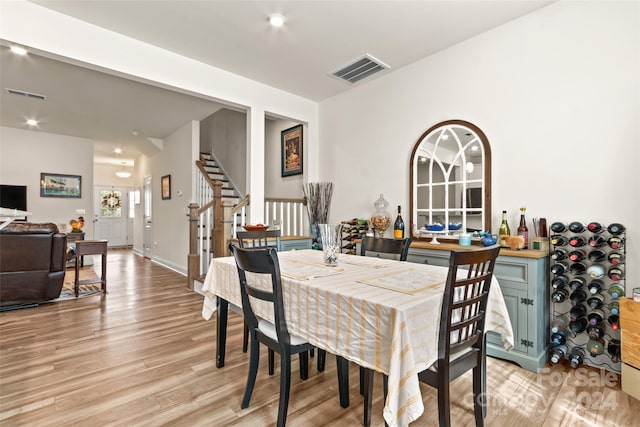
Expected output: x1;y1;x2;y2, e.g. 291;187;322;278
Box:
189;152;247;293
199;153;241;206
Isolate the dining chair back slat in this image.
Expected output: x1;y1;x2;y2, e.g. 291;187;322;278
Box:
237;230;282;251
360;236;412;261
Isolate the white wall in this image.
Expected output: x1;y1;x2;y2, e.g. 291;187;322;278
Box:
200;108;247;194
265;119;305;198
0;126;94;236
134;121;197;273
320;1;639;285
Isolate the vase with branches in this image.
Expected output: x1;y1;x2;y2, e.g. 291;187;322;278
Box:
303;182;334;249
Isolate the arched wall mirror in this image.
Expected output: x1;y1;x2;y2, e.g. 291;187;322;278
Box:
410;120;492;239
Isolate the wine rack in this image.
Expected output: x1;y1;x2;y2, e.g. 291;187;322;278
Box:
549;221;626;373
340;220;369;255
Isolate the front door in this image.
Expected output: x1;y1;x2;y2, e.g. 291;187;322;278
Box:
143;176;152;259
94;186;128;247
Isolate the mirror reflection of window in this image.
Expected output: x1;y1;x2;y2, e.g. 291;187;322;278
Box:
410;120;491;237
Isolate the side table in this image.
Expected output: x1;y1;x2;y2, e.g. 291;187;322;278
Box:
66;232;85;267
75;240;108;297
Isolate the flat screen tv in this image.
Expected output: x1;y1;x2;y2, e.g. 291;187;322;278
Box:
0;185;28;211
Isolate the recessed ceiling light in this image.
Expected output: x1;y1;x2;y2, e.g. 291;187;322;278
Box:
269;14;285;27
114;147;122;154
10;46;27;56
26;119;38;126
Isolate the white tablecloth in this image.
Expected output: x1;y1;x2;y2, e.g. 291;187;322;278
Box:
201;250;513;426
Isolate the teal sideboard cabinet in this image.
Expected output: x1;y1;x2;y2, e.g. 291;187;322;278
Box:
280;236;313;251
407;242;549;372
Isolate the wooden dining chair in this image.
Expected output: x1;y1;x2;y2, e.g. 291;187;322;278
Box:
229;244;315;427
360;236;412;261
236;229;282;251
237;229;282;353
363;245;501;427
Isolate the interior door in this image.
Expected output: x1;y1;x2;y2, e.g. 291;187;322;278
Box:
94;186;128;247
143;176;152;259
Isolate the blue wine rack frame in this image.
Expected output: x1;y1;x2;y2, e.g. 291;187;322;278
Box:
548;222;625;373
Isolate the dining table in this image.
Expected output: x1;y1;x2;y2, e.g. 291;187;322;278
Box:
201;249;514;427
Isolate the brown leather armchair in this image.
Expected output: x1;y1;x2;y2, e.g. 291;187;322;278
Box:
0;222;67;308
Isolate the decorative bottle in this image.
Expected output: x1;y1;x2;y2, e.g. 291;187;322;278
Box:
570;304;587;320
552;275;569;289
517;207;528;249
569;221;585;233
498;210;511;247
568;317;588;336
568;250;586;262
608;301;620;316
588;280;603;295
587;338;605;356
608;339;621;363
607;223;625;235
587;294;604;309
608;252;624;266
550;222;568;233
587;309;605;326
550;235;569;246
569;262;587;276
550;344;568;363
393;205;404;239
588;235;606;248
608;237;624;250
608;284;625;299
569;236;587;247
588;250;606;263
551;249;568;261
550;315;569;334
608;267;623;281
568;347;585;368
587;222;603;233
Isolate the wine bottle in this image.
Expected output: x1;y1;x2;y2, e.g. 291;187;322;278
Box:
607;223;625;235
608;301;620;316
569;262;587;276
570;290;587;306
587;338;605;356
550;315;569;334
550;222;568;233
498;210;511;247
587;264;605;279
608;267;623;281
517;207;528;249
552;288;569;303
608;339;621;363
569;236;587;247
550;344;568;363
608;252;624;266
550;235;568;246
568;347;585;368
587;324;605;340
570;304;587;320
569;221;585;233
588;280;603;295
569;277;586;291
588;250;606;262
551;262;568;275
568;317;588;336
393;205;404;239
568;250;586;262
551;275;569;289
588;235;606;248
551;249;568;261
608;284;625;299
608;237;624;249
587;309;605;326
551;331;568;346
587;294;604;309
587;222;603;233
608;314;620;330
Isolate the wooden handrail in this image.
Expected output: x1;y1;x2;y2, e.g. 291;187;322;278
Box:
195;160;218;190
230;194;250;215
265;196;307;205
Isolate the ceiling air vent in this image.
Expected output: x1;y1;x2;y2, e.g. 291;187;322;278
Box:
5;88;46;101
330;54;390;85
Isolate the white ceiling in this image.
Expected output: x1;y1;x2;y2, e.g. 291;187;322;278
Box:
1;0;553;164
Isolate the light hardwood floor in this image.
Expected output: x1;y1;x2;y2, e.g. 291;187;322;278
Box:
1;250;639;426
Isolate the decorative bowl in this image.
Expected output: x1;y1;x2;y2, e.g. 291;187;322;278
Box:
448;222;462;231
243;224;269;232
425;223;445;232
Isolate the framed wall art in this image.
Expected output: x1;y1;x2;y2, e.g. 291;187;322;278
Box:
281;124;303;177
40;173;82;198
161;174;171;200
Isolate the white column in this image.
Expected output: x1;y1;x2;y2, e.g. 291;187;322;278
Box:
247;106;265;223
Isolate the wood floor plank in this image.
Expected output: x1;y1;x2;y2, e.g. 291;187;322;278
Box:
2;250;639;426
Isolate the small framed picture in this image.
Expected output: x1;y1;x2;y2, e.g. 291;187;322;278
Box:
161;175;171;200
281;124;303;177
40;173;82;198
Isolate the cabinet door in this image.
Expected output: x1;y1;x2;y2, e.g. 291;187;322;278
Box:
487;285;528;353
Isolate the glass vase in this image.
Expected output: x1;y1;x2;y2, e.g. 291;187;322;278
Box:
318;223;341;266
